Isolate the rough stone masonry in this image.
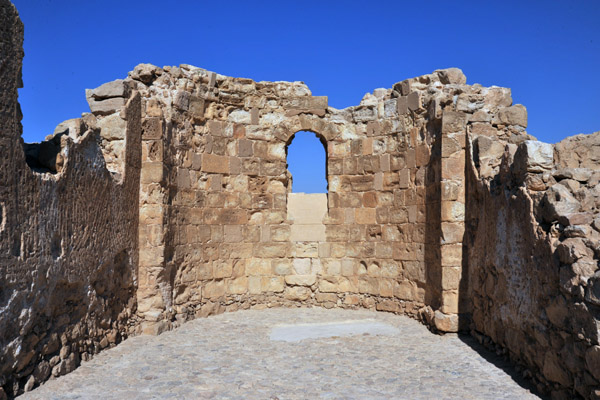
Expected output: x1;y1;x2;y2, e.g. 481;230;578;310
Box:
2;0;600;398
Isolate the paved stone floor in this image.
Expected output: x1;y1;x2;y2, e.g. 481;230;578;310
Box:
22;308;542;399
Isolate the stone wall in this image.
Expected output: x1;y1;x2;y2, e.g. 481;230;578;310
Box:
3;0;600;397
467;126;600;398
124;63;474;334
0;1;142;397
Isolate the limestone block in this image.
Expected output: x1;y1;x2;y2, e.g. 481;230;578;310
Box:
375;243;393;258
176;168;191;189
318;243;331;258
213;260;233;279
344;294;360;305
130;63;162;83
228;109;251;124
441;291;459;314
224;225;243;243
435;68;466;85
141;162;164;184
441;201;465;223
470;122;497;137
208;120;223;136
557;212;593;227
442;110;467;134
403;260;425;283
384;99;397;118
554;168;593;183
293;258;311;275
441;155;465;180
143;117;163;140
376;299;401;313
285;287;311;301
441;222;465;244
98;113;126;140
247;258;271;276
441;244;463;266
353;106;377;122
202;154;230;174
283;96;328;110
290;224;327;242
355;208;376;225
442;135;462;158
316;293;338;304
514;140;553;174
407;92;422;111
497;104;527;127
325;225;348;243
174;90;190;111
358;277;380;295
323;259;341;275
272;259;292;275
319;276;340;293
292;242;319;258
287;193;327;224
341;259;355;276
483;86;512;109
433;311;459;332
397;96;408;115
441;267;461;290
542;184;581;222
262;276;284;293
228;277;248;295
189;96;205;120
285;274;316;287
380;279;394;297
203;280;226;299
87;97;125;116
88;79;129;100
248;276;262;295
270;225;290;242
399;80;411;96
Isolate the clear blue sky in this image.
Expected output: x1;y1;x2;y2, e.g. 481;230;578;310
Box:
288;132;327;193
11;0;600;192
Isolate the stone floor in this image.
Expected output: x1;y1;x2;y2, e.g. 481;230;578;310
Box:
21;308;542;399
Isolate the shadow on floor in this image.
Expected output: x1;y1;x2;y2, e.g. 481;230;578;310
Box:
457;334;549;400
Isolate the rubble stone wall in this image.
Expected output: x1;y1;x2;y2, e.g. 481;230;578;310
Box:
0;1;142;397
468;126;600;398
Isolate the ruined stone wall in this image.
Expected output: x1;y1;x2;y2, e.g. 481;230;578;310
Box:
123;63;475;334
0;1;142;397
468;121;600;397
4;0;600;396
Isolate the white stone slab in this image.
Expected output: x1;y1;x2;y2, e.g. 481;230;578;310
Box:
269;319;400;342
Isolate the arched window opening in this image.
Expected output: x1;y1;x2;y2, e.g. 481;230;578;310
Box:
286;131;327;193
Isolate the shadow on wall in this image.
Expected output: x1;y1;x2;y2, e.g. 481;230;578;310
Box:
286;131;328;193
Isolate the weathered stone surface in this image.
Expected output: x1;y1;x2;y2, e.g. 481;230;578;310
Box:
514;140;554;174
433;311;459;332
0;6;142;395
435;68;467;85
542;184;581;222
554;131;600;169
87;97;126;116
497;104;527;127
129;63;162;84
88;79;129;100
554;168;593;182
